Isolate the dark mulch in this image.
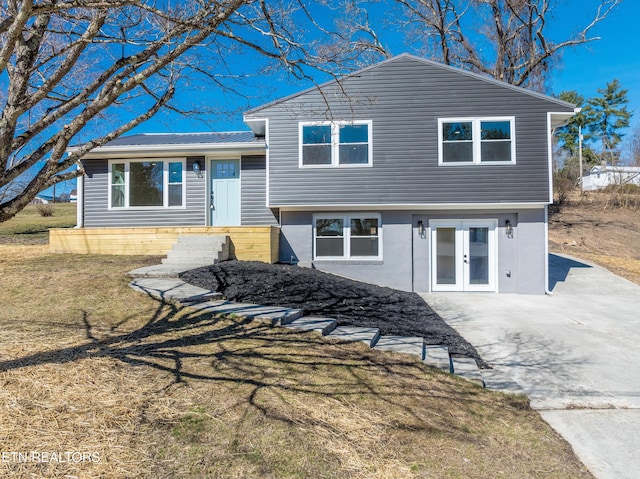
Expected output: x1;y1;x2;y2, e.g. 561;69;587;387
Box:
180;260;485;366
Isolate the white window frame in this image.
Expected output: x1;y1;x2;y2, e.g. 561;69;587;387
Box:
313;213;382;260
108;158;186;209
438;117;516;165
299;120;373;168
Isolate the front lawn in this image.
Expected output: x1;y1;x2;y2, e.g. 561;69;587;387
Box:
0;244;593;478
0;203;76;243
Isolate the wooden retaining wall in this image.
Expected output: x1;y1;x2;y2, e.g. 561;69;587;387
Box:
49;226;280;263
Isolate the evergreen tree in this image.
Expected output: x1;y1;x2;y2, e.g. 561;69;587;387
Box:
586;80;632;164
555;91;598;180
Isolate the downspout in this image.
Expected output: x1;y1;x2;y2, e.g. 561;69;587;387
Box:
76;162;84;228
544;204;553;296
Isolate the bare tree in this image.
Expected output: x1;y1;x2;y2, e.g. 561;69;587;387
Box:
393;0;621;90
0;0;375;223
626;125;640;167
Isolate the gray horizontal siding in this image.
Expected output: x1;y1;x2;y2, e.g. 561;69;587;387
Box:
82;157;206;228
240;156;278;226
247;56;573;206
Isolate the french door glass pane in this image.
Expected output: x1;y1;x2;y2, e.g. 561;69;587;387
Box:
469;227;489;284
436;228;456;284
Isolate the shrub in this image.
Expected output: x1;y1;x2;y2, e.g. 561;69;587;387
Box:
36;203;55;217
553;170;576;205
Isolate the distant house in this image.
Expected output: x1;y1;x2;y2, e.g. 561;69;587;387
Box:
51;54;577;294
582;165;640;191
31;196;50;204
69;190;78;203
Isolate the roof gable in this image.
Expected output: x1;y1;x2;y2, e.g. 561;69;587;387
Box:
245;54;575;116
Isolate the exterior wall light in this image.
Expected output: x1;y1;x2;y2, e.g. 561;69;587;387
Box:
505;219;514;238
193;161;203;178
417;220;425;237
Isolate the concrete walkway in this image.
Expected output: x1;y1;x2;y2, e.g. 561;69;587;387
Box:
126;267;506;391
422;253;640;479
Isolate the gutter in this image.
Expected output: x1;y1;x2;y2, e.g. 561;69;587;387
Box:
68;141;267;158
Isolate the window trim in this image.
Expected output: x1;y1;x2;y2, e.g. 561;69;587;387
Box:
108;158;186;210
438;117;516;165
312;213;382;260
299;120;373;168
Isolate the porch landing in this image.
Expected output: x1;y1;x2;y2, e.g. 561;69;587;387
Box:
49;226;280;263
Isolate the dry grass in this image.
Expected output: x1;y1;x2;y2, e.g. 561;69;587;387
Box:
0;245;593;478
0;203;76;243
549;194;640;286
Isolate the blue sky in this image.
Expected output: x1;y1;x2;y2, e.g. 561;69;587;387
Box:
549;0;638;127
136;0;637;133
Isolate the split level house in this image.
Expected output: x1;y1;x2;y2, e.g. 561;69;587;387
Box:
51;54;577;294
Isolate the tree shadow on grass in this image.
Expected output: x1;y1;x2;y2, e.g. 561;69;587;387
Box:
0;296;496;439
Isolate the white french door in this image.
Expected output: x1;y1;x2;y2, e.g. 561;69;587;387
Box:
430;220;497;292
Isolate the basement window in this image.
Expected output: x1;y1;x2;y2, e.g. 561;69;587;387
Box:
313;214;381;259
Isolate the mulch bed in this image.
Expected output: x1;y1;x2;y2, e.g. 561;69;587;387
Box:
180;260;485;365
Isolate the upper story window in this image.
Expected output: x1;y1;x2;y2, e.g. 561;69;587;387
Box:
438;117;515;165
300;121;372;167
109;158;185;209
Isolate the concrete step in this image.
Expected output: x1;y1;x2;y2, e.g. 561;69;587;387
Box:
128;278;221;304
424;345;452;372
187;300;303;325
171;242;223;252
480;369;527;396
164;251;223;263
172;236;228;252
451;357;485;387
283;316;338;335
164;235;230;264
374;335;424;359
127;264;205;278
326;326;381;347
176;235;228;246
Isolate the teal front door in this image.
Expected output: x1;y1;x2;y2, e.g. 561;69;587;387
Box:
210;159;240;226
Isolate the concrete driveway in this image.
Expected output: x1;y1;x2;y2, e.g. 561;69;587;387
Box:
422;253;640;479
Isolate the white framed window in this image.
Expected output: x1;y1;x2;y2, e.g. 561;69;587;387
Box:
300;121;372;167
108;158;186;209
313;213;382;260
438;117;515;165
